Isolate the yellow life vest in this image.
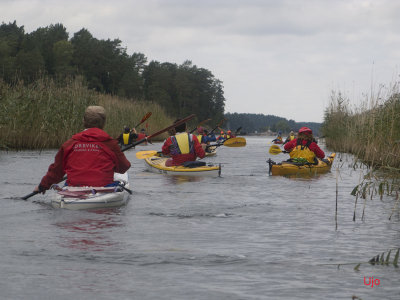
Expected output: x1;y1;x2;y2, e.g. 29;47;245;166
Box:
289;134;295;141
171;132;193;155
123;133;130;145
289;140;316;163
197;135;203;143
226;135;231;139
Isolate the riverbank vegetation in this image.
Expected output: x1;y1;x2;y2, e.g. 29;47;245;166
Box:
323;82;400;213
0;76;172;149
0;21;225;144
322;84;400;169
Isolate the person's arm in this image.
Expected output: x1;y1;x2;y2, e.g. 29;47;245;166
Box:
106;140;131;173
36;146;67;192
310;142;325;159
284;139;296;152
162;138;172;155
192;135;205;159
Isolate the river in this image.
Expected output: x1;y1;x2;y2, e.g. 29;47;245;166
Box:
0;136;399;300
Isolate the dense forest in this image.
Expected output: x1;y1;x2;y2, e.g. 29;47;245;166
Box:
225;112;321;136
0;21;225;122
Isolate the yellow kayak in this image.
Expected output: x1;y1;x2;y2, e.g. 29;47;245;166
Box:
268;153;336;176
144;154;221;177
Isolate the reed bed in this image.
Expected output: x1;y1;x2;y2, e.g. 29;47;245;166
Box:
324;83;400;216
0;76;173;150
323;83;400;169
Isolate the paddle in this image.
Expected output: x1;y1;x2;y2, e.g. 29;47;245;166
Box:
21;191;39;200
133;112;152;129
135;136;246;160
222;137;246;147
209;118;226;135
21;114;196;200
269;145;289;155
234;127;242;135
189;118;211;134
136;150;160;159
121;114;196;152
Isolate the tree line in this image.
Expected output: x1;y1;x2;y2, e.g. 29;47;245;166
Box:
0;21;225;121
225;112;321;136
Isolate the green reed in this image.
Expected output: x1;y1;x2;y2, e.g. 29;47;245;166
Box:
323;84;400;169
0;76;173;149
323;83;400;218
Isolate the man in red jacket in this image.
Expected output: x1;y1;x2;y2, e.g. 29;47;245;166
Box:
33;106;131;193
162;119;205;166
284;127;324;163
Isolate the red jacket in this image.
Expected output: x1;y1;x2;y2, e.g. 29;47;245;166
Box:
162;133;205;166
39;128;131;189
284;138;325;159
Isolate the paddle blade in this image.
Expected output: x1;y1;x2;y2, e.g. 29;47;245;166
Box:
269;145;282;155
223;137;246;147
134;112;152;128
140;112;152;123
136;150;158;159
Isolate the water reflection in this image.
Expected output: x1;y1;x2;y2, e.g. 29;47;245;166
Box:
54;209;124;251
163;175;205;184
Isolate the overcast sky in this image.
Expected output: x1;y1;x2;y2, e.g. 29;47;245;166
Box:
2;0;400;122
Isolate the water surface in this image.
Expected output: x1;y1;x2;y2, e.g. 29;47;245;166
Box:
1;137;399;299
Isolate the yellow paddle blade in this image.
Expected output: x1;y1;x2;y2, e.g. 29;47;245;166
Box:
136;150;158;159
269;145;283;155
224;137;246;147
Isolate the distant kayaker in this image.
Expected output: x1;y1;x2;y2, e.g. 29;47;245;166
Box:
217;131;225;142
118;126;138;147
197;127;216;144
162;119;206;166
284;127;324;163
136;128;149;145
204;129;217;143
283;131;296;145
33;106;131;193
226;130;236;139
272;131;283;144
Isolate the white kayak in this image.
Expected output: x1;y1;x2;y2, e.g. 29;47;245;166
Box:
50;173;131;210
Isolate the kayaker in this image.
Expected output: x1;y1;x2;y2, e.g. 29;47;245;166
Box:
197;127;216;144
33;106;131;193
272;131;283;144
217;131;225;142
162;119;206;166
204;129;217;143
137;128;149;145
283;131;296;145
284;127;325;163
118;126;138;147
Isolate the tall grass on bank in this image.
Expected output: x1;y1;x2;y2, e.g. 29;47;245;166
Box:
323;83;400;219
0;76;173;150
322;84;400;168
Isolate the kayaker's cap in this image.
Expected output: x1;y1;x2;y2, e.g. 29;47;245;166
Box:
84;106;106;129
278;131;282;135
124;126;130;133
227;130;231;134
299;127;312;134
197;126;204;134
220;131;224;134
141;128;145;132
290;131;294;135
